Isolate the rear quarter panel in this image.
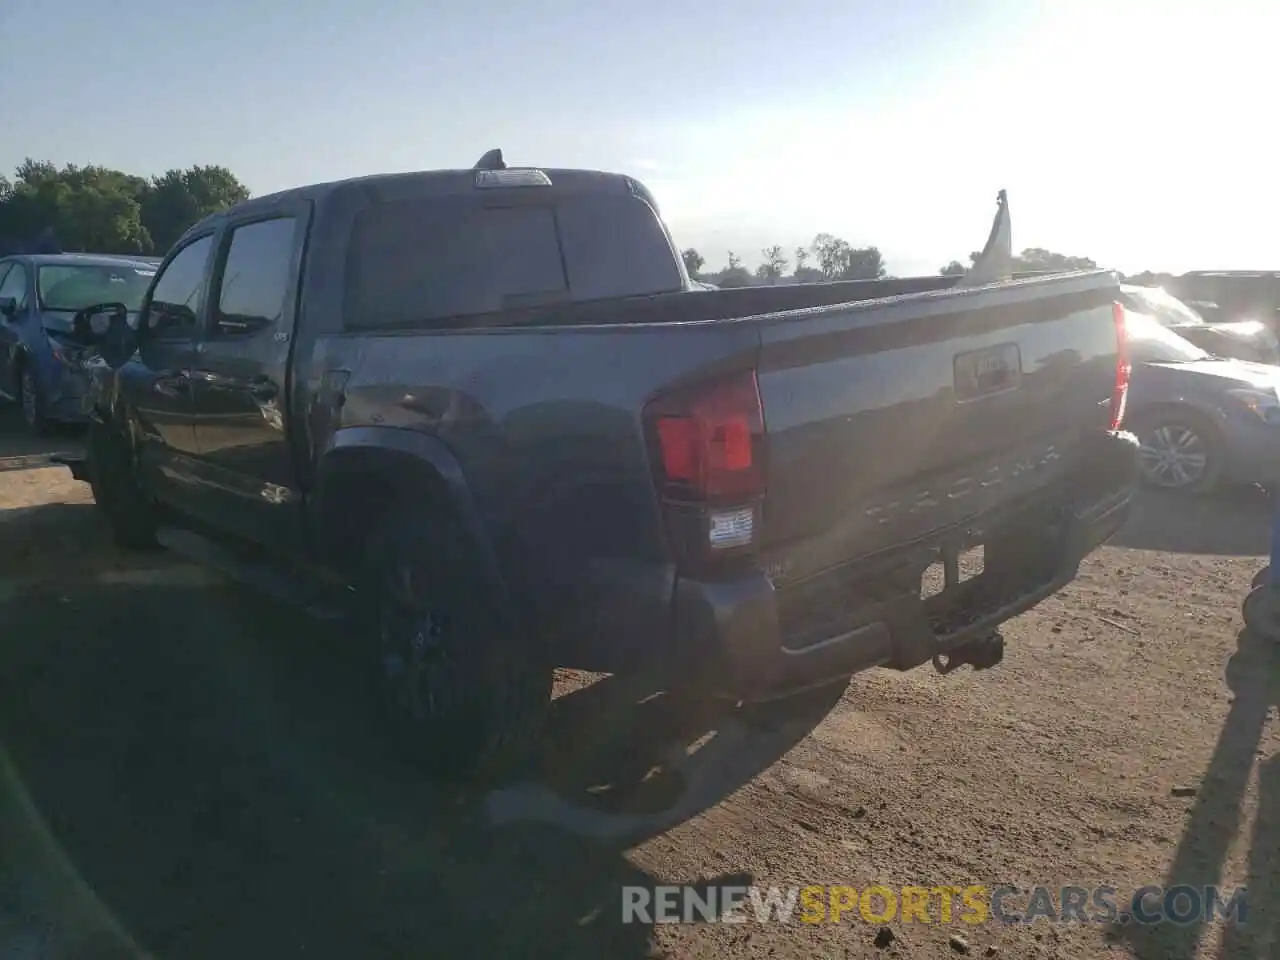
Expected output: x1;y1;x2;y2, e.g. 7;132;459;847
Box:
319;320;758;671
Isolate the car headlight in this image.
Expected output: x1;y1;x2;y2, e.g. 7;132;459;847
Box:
1227;388;1280;423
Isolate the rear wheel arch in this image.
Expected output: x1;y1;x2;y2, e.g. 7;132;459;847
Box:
310;431;507;600
312;431;546;777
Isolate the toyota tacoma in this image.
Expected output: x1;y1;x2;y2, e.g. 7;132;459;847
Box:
66;152;1139;776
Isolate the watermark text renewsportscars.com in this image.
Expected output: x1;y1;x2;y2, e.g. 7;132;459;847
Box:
621;884;1249;926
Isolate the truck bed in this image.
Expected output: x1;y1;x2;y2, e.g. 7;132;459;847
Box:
326;268;1127;682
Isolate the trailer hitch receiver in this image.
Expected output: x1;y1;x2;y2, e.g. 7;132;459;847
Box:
933;631;1005;675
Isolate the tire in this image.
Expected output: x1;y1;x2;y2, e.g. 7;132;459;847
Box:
16;361;52;436
86;416;159;549
1131;408;1223;494
359;503;552;779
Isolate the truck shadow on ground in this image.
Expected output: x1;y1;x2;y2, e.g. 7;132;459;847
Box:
1109;486;1273;558
0;502;834;959
1115;629;1280;960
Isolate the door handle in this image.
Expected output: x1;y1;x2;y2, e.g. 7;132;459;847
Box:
248;378;278;402
155;372;192;398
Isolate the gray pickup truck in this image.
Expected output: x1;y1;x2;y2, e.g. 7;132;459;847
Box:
68;152;1138;776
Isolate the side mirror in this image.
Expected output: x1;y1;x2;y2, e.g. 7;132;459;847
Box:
71;302;137;370
0;296;16;319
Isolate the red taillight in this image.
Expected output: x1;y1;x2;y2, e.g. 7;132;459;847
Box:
646;369;765;502
1110;301;1131;430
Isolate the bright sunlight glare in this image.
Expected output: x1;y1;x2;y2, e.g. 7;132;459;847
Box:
638;0;1278;275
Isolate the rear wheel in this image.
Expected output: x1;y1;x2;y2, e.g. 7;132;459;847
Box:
1133;410;1222;494
87;416;159;548
360;504;552;779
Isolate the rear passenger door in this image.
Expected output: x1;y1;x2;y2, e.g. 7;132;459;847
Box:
187;203;309;551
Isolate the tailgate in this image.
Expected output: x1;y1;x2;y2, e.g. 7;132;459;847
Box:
755;271;1121;579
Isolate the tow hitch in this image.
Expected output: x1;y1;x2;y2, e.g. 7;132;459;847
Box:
932;631;1005;675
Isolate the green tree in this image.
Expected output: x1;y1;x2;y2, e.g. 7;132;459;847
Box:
952;247;1097;274
0;159;250;255
0;161;149;253
756;245;789;284
1013;247;1097;272
810;233;850;279
711;252;754;287
792;247;824;282
63;176;150;252
140;166;251;252
681;247;705;278
715;267;754;288
844;246;887;280
940;260;967;276
810;234;886;280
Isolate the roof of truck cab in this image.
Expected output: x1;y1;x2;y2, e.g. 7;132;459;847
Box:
181;167;648;242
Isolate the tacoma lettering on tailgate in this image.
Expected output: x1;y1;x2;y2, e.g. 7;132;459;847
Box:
862;441;1063;528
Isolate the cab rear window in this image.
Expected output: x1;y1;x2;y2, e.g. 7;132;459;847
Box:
344;194;682;328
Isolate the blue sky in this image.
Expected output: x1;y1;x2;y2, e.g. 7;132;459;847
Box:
2;0;1274;275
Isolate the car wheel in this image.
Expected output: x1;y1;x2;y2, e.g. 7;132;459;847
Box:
1133;411;1222;494
16;362;51;435
360;504;552;779
87;416;159;548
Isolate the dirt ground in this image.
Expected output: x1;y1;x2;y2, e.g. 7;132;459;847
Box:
1;408;1277;960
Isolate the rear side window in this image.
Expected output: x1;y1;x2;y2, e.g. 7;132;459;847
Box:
214;217;297;335
345;194;682;328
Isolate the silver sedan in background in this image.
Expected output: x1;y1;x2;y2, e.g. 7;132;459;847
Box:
1119;284;1280;364
1121;309;1280;493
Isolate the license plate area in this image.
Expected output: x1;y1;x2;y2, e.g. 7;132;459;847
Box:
954;342;1022;401
920;543;984;599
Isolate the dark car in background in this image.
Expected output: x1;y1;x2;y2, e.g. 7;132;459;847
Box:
1171;270;1280;332
1119;283;1280;364
0;253;156;433
1121;309;1280;493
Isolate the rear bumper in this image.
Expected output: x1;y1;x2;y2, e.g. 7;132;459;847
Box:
671;430;1140;700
